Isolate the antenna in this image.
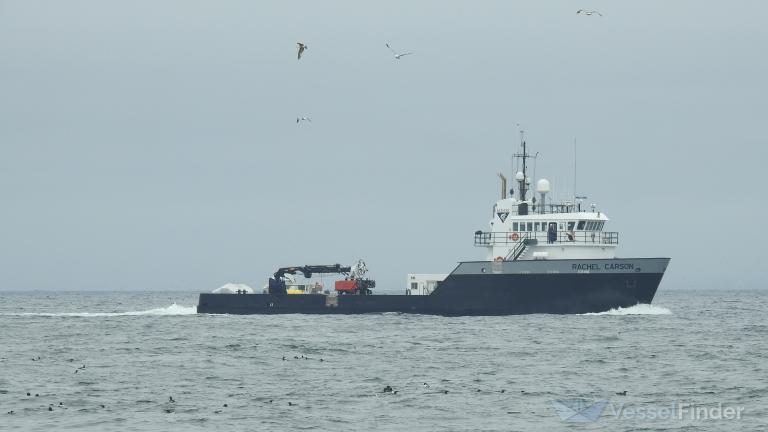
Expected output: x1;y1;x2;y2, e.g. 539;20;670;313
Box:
572;137;590;211
513;131;538;202
513;123;521;181
573;137;577;204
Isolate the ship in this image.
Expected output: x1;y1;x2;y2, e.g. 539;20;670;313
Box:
197;137;669;315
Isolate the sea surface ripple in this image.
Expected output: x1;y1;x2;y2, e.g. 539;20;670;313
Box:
0;289;765;431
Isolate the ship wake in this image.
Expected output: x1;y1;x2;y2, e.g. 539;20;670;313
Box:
583;304;672;316
0;303;197;317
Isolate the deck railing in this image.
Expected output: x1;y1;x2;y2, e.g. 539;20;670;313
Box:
496;203;595;216
474;231;618;246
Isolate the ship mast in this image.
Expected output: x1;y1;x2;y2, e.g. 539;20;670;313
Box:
513;131;535;202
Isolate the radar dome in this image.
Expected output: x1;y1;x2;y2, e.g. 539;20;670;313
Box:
515;171;524;181
536;178;551;193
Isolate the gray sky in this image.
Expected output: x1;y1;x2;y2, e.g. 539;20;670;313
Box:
1;1;766;292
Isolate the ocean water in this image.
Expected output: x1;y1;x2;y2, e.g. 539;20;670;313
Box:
0;289;765;431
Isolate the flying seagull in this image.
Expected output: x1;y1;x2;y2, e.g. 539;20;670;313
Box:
296;116;312;124
386;43;413;60
297;42;307;60
576;10;602;16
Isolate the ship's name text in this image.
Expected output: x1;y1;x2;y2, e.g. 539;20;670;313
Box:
572;263;635;271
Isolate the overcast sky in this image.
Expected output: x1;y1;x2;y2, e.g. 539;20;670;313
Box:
1;1;766;293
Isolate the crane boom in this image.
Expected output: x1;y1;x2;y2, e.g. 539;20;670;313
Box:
267;261;375;296
273;264;351;280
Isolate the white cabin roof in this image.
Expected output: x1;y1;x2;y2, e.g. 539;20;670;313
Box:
502;211;609;221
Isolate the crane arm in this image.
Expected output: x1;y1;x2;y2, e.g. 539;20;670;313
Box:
273;264;351;280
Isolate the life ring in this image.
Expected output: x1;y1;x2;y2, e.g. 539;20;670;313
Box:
494;256;504;262
510;232;520;241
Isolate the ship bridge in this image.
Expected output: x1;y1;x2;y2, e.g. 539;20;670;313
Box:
478;137;618;262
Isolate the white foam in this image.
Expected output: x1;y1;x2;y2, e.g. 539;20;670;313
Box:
1;303;197;317
212;283;254;294
583;304;672;316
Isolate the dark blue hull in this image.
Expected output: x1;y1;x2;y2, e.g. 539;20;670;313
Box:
197;258;669;316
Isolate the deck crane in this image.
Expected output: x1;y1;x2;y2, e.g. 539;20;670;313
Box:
267;260;375;295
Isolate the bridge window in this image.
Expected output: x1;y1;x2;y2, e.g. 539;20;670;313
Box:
577;220;586;230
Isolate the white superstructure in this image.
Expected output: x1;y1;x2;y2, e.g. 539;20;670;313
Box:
475;138;618;262
406;274;448;295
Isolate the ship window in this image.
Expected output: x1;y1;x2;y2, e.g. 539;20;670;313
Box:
577;220;586;230
542;223;547;232
567;221;575;231
512;222;518;231
411;282;418;290
559;223;564;230
599;222;605;230
527;222;533;232
534;222;540;231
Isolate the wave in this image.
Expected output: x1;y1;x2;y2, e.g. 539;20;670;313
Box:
582;304;672;316
0;303;197;317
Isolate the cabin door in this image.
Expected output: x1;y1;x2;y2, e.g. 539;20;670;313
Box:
547;222;557;243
